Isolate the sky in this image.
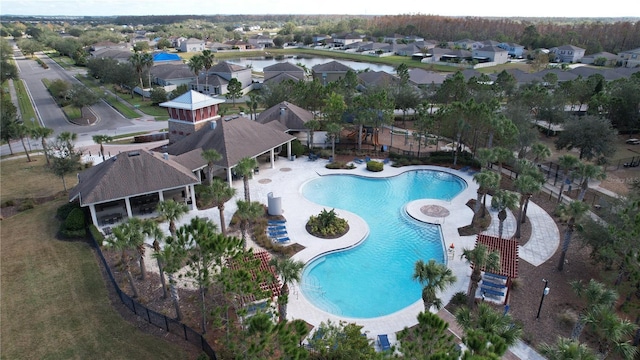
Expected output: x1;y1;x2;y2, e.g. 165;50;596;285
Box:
3;0;639;18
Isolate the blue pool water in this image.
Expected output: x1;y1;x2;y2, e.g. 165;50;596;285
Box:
301;170;466;318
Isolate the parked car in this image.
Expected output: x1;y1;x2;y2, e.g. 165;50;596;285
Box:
625;138;640;145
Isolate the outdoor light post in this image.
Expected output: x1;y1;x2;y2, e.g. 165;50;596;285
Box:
536;279;550;319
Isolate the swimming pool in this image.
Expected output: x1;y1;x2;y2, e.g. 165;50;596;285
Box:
301;170;466;318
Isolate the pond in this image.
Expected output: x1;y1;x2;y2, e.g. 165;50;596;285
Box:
226;55;397;74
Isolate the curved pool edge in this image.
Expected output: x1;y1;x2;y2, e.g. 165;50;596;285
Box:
281;164;480;336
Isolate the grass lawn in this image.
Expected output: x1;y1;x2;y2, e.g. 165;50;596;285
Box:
13;79;39;126
0;199;191;360
0;155;75;203
104;95;140;118
47;52;77;70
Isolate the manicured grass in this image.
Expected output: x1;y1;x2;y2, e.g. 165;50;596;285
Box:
0;199;190;360
0;155;75;202
47;52;76;69
13;79;39;126
104;96;140;118
128;94;170;117
62;104;82;119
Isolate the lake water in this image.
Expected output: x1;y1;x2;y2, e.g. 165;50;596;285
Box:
226;56;396;74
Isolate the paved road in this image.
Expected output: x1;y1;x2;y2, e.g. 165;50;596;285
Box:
3;40;167;156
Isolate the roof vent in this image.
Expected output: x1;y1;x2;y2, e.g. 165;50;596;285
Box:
163;152;169;160
128;151;140;157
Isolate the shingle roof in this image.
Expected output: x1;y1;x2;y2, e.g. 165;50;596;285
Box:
475;234;519;278
209;61;248;73
160;90;225;111
264;72;303;84
357;71;399;87
90;48;132;61
312;60;353;72
255;101;314;130
408;68;449;85
475;45;508;53
165;116;295;169
263;62;304;72
69;150;199;206
150;63;194;81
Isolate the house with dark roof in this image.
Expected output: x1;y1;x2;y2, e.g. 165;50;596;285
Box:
69;150;200;230
165;115;296;185
263;62;305;82
189;61;252;96
150;63;195;87
224;40;250;50
90;41;129;52
549;45;586;63
619;47;640;68
311;60;354;85
383;34;425;44
453;39;483;50
255;101;315;146
357;71;401;89
332;33;362;47
408;68;449;87
90;48;133;63
580;52;618;66
248;35;274;49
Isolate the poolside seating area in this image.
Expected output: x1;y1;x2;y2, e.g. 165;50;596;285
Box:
267;220;290;243
377;334;391;351
353;157;364;164
308;153;319;161
481;272;508;300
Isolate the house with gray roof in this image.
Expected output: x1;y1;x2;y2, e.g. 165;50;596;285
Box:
248;34;274;49
264;72;304;85
498;42;525;58
580;52;618;66
166;115;296;185
69;150;200;230
357;71;401;89
332;33;362;47
618;47;640;68
534;68;579;83
150;63;195;87
549;45;586;63
473;45;509;64
312;61;354;85
179;38;205;52
408;68;449;87
90;41;129;52
256;101;315;132
90;48;133;63
263;62;305;81
189;61;252;96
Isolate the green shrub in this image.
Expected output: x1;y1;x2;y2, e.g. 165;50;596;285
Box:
2;199;15;207
88;224;104;244
57;201;80;220
307;208;348;238
366;161;383;172
289;139;305;157
325;161;356;170
64;208;86;231
450;291;468;307
17;199;35;211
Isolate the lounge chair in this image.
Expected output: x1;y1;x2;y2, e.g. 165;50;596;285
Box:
383;158;390;164
353;157;364;164
328;156;334;163
268;225;286;231
377;334;391;351
268;230;288;238
268;220;286;225
459;166;470;172
365;156;371;162
275;237;290;243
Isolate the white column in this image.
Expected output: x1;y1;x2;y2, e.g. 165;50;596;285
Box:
270;148;275;168
89;204;99;227
158;191;164;202
189;184;197;211
227;167;233;187
287;141;292;160
124;198;133;218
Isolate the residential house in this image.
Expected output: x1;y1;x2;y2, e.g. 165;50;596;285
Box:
534;68;579;83
440;49;473;63
408;68;449;87
332;33;362;47
383;34;425;44
357;71;401;89
160;90;225;143
208;61;252;90
312;34;330;45
207;42;232;51
263;62;305;82
580;51;618;66
618;47;640;68
151;63;195;87
169;36;187;48
549;45;586;63
497;69;542;88
453;39;483;50
224;40;250;50
473;45;509;64
188;61;252;96
255;101;315;145
90;41;129;52
90;48;132;63
68;150;200;230
498;42;525;58
179;38;205;52
248;35;274;49
312;60;354;85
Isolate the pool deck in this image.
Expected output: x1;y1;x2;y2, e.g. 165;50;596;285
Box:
167;155;553;359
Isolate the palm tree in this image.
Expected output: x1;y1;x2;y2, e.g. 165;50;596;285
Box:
461;244;500;308
156;199;189;237
556;154;579;203
245;93;260;120
473;170;501;217
142;219;167;297
235;157;258;202
325;122;342;160
476;147;497;171
188;55;204;90
30;126;53;165
569;279;618;340
583;306;638;359
539;337;597;360
490;190;520;239
106;218;146;297
209;178;236;235
155;241;184;320
557;200;590;271
412;259;457;311
269;256;305;323
305;119;322;149
455;302;523;352
129;52;153;90
15;123;32;162
235;200;263;247
201;50;215;87
530;142;552;168
92;134;113;162
514;173;543;239
201;148;222;185
492;146;514;178
575;163;606;201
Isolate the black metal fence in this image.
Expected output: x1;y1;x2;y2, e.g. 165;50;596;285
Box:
88;232;217;359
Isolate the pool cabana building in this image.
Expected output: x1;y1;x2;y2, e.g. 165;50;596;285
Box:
474;234;519;305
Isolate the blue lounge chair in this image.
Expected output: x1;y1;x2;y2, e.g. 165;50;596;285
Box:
383;158;390;164
365;156;371;162
268;230;288;238
276;237;290;243
268;220;286;225
377;334;391;351
353;157;364;164
268;225;286;231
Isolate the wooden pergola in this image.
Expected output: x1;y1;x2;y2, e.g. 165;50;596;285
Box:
475;234;519;304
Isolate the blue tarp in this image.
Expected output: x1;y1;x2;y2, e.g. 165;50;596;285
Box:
153;52;181;62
